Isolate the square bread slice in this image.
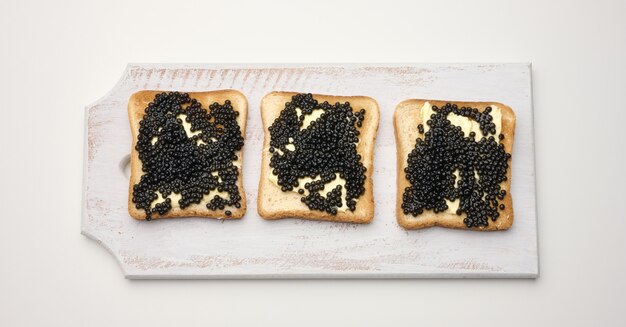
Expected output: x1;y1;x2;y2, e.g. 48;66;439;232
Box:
258;92;380;223
394;99;516;230
127;90;248;220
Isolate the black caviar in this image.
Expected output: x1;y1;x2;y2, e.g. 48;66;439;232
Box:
402;103;511;228
132;92;244;220
268;93;367;215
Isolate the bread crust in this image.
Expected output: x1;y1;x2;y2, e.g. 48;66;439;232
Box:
394;99;516;231
127;90;248;220
257;92;379;223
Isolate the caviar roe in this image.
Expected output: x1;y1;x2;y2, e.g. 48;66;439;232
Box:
132;92;244;220
268;93;367;215
402;103;511;228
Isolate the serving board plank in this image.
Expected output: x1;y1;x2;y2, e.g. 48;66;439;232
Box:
82;63;538;279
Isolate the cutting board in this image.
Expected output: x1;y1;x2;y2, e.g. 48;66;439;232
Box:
82;63;538;279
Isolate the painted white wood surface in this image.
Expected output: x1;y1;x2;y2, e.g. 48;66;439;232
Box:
82;63;538;279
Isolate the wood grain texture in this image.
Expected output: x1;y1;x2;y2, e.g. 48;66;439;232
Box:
82;63;538;279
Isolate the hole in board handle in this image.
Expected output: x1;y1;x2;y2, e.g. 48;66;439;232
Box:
119;154;131;179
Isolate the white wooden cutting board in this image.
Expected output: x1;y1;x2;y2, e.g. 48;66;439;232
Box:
82;63;538;279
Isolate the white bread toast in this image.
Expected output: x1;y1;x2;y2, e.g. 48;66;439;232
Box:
258;92;379;223
394;99;515;230
127;90;248;220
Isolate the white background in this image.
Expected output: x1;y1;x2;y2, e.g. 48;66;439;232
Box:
1;0;624;326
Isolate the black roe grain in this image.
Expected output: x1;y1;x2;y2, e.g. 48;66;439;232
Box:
268;93;367;215
131;92;244;220
401;103;511;228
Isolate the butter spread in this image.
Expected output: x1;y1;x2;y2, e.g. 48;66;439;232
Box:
132;92;244;220
269;168;353;212
150;187;230;210
420;101;503;217
296;107;324;130
150;114;214;145
269;106;358;212
267;94;367;215
421;102;502;139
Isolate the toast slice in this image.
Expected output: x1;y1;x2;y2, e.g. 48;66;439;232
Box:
258;92;379;223
394;99;516;230
127;90;248;220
